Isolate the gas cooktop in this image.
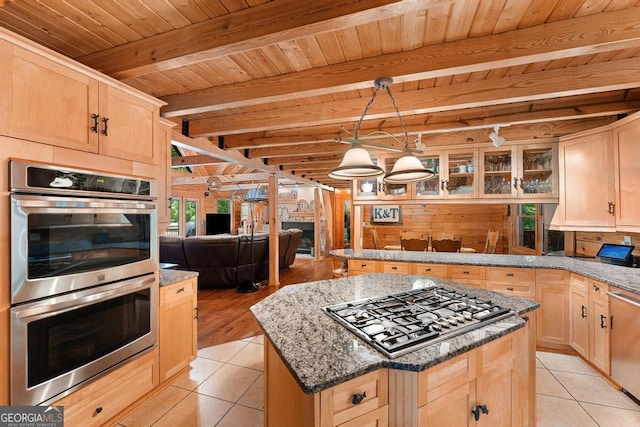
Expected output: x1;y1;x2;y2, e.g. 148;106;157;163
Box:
323;284;514;358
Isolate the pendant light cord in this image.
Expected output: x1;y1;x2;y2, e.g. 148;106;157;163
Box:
383;86;410;150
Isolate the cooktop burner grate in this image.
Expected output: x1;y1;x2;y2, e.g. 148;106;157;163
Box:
323;285;514;358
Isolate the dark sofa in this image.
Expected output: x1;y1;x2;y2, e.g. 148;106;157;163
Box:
159;229;303;289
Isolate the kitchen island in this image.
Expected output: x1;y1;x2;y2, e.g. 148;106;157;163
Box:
251;273;539;426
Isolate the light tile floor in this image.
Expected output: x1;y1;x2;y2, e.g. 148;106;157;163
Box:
118;336;640;426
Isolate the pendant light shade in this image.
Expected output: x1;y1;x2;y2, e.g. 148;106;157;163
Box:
384;150;435;183
328;143;384;179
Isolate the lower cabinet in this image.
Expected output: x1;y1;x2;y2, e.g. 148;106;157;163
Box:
392;327;529;427
535;270;571;348
348;260;379;276
159;278;198;381
569;274;610;374
264;340;388;427
447;265;486;288
54;349;158;427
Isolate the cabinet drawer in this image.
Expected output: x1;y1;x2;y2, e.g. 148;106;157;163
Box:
414;263;448;278
60;351;157;427
382;262;411;274
570;273;588;291
418;350;476;406
336;405;388;427
321;369;388;426
590;279;608;301
447;265;485;281
536;269;570;284
160;279;195;306
348;260;379;275
486;282;535;299
485;267;535;284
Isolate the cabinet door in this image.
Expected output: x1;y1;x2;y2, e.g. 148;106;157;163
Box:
98;84;159;164
381;262;411;275
348;260;379;276
414;153;444;199
517;144;557;198
159;279;197;381
613;120;640;228
479;147;516;199
559;131;616;227
569;284;589;358
418;381;475;427
590;296;610;375
476;364;514;427
443;149;477;199
536;283;570;346
157;121;173;230
0;41;99;152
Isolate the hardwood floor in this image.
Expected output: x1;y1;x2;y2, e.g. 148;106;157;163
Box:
197;256;335;348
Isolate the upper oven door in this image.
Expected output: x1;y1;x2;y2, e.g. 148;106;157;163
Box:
11;194;157;305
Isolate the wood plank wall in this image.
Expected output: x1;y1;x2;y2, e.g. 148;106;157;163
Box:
361;204;510;254
574;231;640;257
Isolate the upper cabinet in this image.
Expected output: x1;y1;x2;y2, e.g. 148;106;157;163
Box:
479;144;558;200
613;119;640;230
549;108;640;231
0;37;163;165
415;148;478;200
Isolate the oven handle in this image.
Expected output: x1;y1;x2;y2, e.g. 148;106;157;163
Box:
607;291;640;308
12;194;156;210
13;275;155;320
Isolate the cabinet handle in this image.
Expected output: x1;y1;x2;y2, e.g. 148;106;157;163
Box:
176;287;185;293
608;201;615;215
425;268;431;272
513;177;519;189
352;391;367;405
391;266;397;270
361;263;367;268
101;117;109;136
194;307;199;320
95;407;103;415
440;180;447;191
471;405;489;421
91;113;100;133
600;314;607;329
506;273;514;277
463;271;470;275
507;287;514;291
593;284;600;292
581;305;587;319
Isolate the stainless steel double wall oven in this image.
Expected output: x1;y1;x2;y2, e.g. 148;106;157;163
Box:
9;161;158;405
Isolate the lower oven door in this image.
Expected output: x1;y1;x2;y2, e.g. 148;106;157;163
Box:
10;273;157;405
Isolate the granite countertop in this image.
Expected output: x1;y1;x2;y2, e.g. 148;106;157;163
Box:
159;269;198;287
331;249;640;295
250;273;538;395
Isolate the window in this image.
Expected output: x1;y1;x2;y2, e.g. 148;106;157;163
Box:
517;204;537;251
511;203;564;255
185;200;198;236
217;199;231;214
168;199;180;235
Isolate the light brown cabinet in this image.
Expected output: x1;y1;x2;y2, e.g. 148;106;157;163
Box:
381;261;412;275
0;37;162;165
265;340;388;427
395;327;529;427
485;267;536;299
54;349;158;427
557;130;616;228
535;270;571;348
159;278;198;382
157;119;174;230
447;264;485;288
569;274;610;374
348;259;379;276
613;118;640;230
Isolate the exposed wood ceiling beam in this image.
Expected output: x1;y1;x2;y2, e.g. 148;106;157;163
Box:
172;173;273;185
77;0;439;79
189;56;640;136
170;131;334;190
221;99;640;149
162;7;640;117
171;155;226;167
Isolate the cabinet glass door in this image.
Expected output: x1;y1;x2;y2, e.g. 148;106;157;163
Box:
446;151;476;197
415;155;441;198
520;146;554;196
355;178;379;199
482;149;514;197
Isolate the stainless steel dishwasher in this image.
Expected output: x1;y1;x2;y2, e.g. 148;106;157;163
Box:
608;287;640;401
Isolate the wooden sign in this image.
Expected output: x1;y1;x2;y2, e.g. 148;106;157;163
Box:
371;205;402;224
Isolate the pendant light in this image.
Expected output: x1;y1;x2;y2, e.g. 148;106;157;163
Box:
328;77;434;183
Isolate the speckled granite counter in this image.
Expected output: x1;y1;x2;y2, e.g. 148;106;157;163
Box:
250;273;537;394
331;249;640;294
159;269;198;287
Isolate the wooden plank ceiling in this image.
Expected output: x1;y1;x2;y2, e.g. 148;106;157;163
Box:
2;0;640;190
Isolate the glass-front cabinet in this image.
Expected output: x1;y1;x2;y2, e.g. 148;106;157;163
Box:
480;143;557;200
415;149;478;199
353;155;411;200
